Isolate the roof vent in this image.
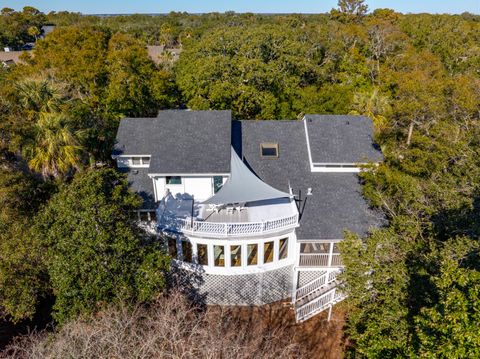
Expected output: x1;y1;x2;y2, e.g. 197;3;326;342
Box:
307;188;313;196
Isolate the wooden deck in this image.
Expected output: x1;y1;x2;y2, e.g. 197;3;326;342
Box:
200;207;249;223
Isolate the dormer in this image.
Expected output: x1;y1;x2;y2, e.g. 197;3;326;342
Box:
116;155;151;168
303;115;383;173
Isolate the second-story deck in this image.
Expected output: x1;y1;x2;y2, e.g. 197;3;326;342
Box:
157;195;299;238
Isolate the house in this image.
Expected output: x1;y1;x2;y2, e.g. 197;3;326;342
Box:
40;25;55;39
113;110;383;322
147;45;182;64
1;59;15;68
0;51;23;67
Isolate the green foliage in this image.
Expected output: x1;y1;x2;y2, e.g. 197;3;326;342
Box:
33;168;169;323
0;7;45;48
105;33;175;117
25;112;85;179
175;23;360;119
1;8;480;356
331;0;369;23
0;166;52;322
415;238;480;357
340;230;412;358
0;219;47;323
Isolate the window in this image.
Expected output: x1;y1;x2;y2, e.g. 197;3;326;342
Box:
213;176;223;193
231;245;242;267
129;156;150;167
132;157;141;166
167;237;177;259
166;176;182;185
197;244;208;266
214;245;225;267
247;244;258;266
279;238;288;260
264;241;274;263
182;240;192;263
260;143;279;158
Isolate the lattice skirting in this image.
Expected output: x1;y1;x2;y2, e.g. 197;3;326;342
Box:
297;270;327;287
170;265;294;306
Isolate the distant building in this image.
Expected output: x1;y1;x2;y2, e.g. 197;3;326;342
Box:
1;59;15;68
0;51;23;67
40;25;55;39
113;110;383;322
147;45;182;64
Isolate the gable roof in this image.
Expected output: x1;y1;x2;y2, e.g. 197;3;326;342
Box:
114;110;232;174
235;119;383;239
304;115;383;164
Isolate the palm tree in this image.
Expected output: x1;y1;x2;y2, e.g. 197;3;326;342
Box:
16;80;62;118
350;88;391;131
26;112;85;179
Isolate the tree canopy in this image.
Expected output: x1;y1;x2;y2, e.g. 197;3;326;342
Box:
33;168;169;323
1;3;480;356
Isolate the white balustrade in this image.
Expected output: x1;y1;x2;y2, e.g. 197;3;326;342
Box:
159;213;299;237
298;253;343;267
295;286;346;323
295;270;341;302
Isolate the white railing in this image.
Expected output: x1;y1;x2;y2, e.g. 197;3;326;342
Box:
160;213;299;238
295;272;328;301
298;253;342;267
295;286;346;323
295;270;340;302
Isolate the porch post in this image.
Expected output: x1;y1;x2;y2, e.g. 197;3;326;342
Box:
328;242;334;267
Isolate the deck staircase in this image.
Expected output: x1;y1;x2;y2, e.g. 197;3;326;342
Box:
294;269;346;323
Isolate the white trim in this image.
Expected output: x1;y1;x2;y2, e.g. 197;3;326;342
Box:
112;154;151;159
148;173;230;178
311;163;366;173
152;177;158;201
168;233;296;275
297;238;343;243
312;167;361;173
115;155;151;168
303;117;315;172
312;163;361;166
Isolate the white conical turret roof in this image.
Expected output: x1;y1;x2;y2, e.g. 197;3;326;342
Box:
203;148;291;205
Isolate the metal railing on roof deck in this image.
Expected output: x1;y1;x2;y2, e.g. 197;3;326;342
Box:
160;213;299;238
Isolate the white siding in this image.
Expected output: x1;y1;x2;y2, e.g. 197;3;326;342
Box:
153;176;228;201
184;177;213;201
154;177;167;200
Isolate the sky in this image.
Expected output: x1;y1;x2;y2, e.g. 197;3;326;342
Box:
2;0;479;15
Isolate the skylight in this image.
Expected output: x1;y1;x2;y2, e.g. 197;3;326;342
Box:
261;143;279;158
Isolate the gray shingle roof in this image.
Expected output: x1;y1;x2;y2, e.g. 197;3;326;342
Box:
119;168;156;210
235;119;383;239
304;115;383;164
114;111;384;238
114;110;231;174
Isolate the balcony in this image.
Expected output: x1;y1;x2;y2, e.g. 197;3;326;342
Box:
298;241;343;268
157;196;299;238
